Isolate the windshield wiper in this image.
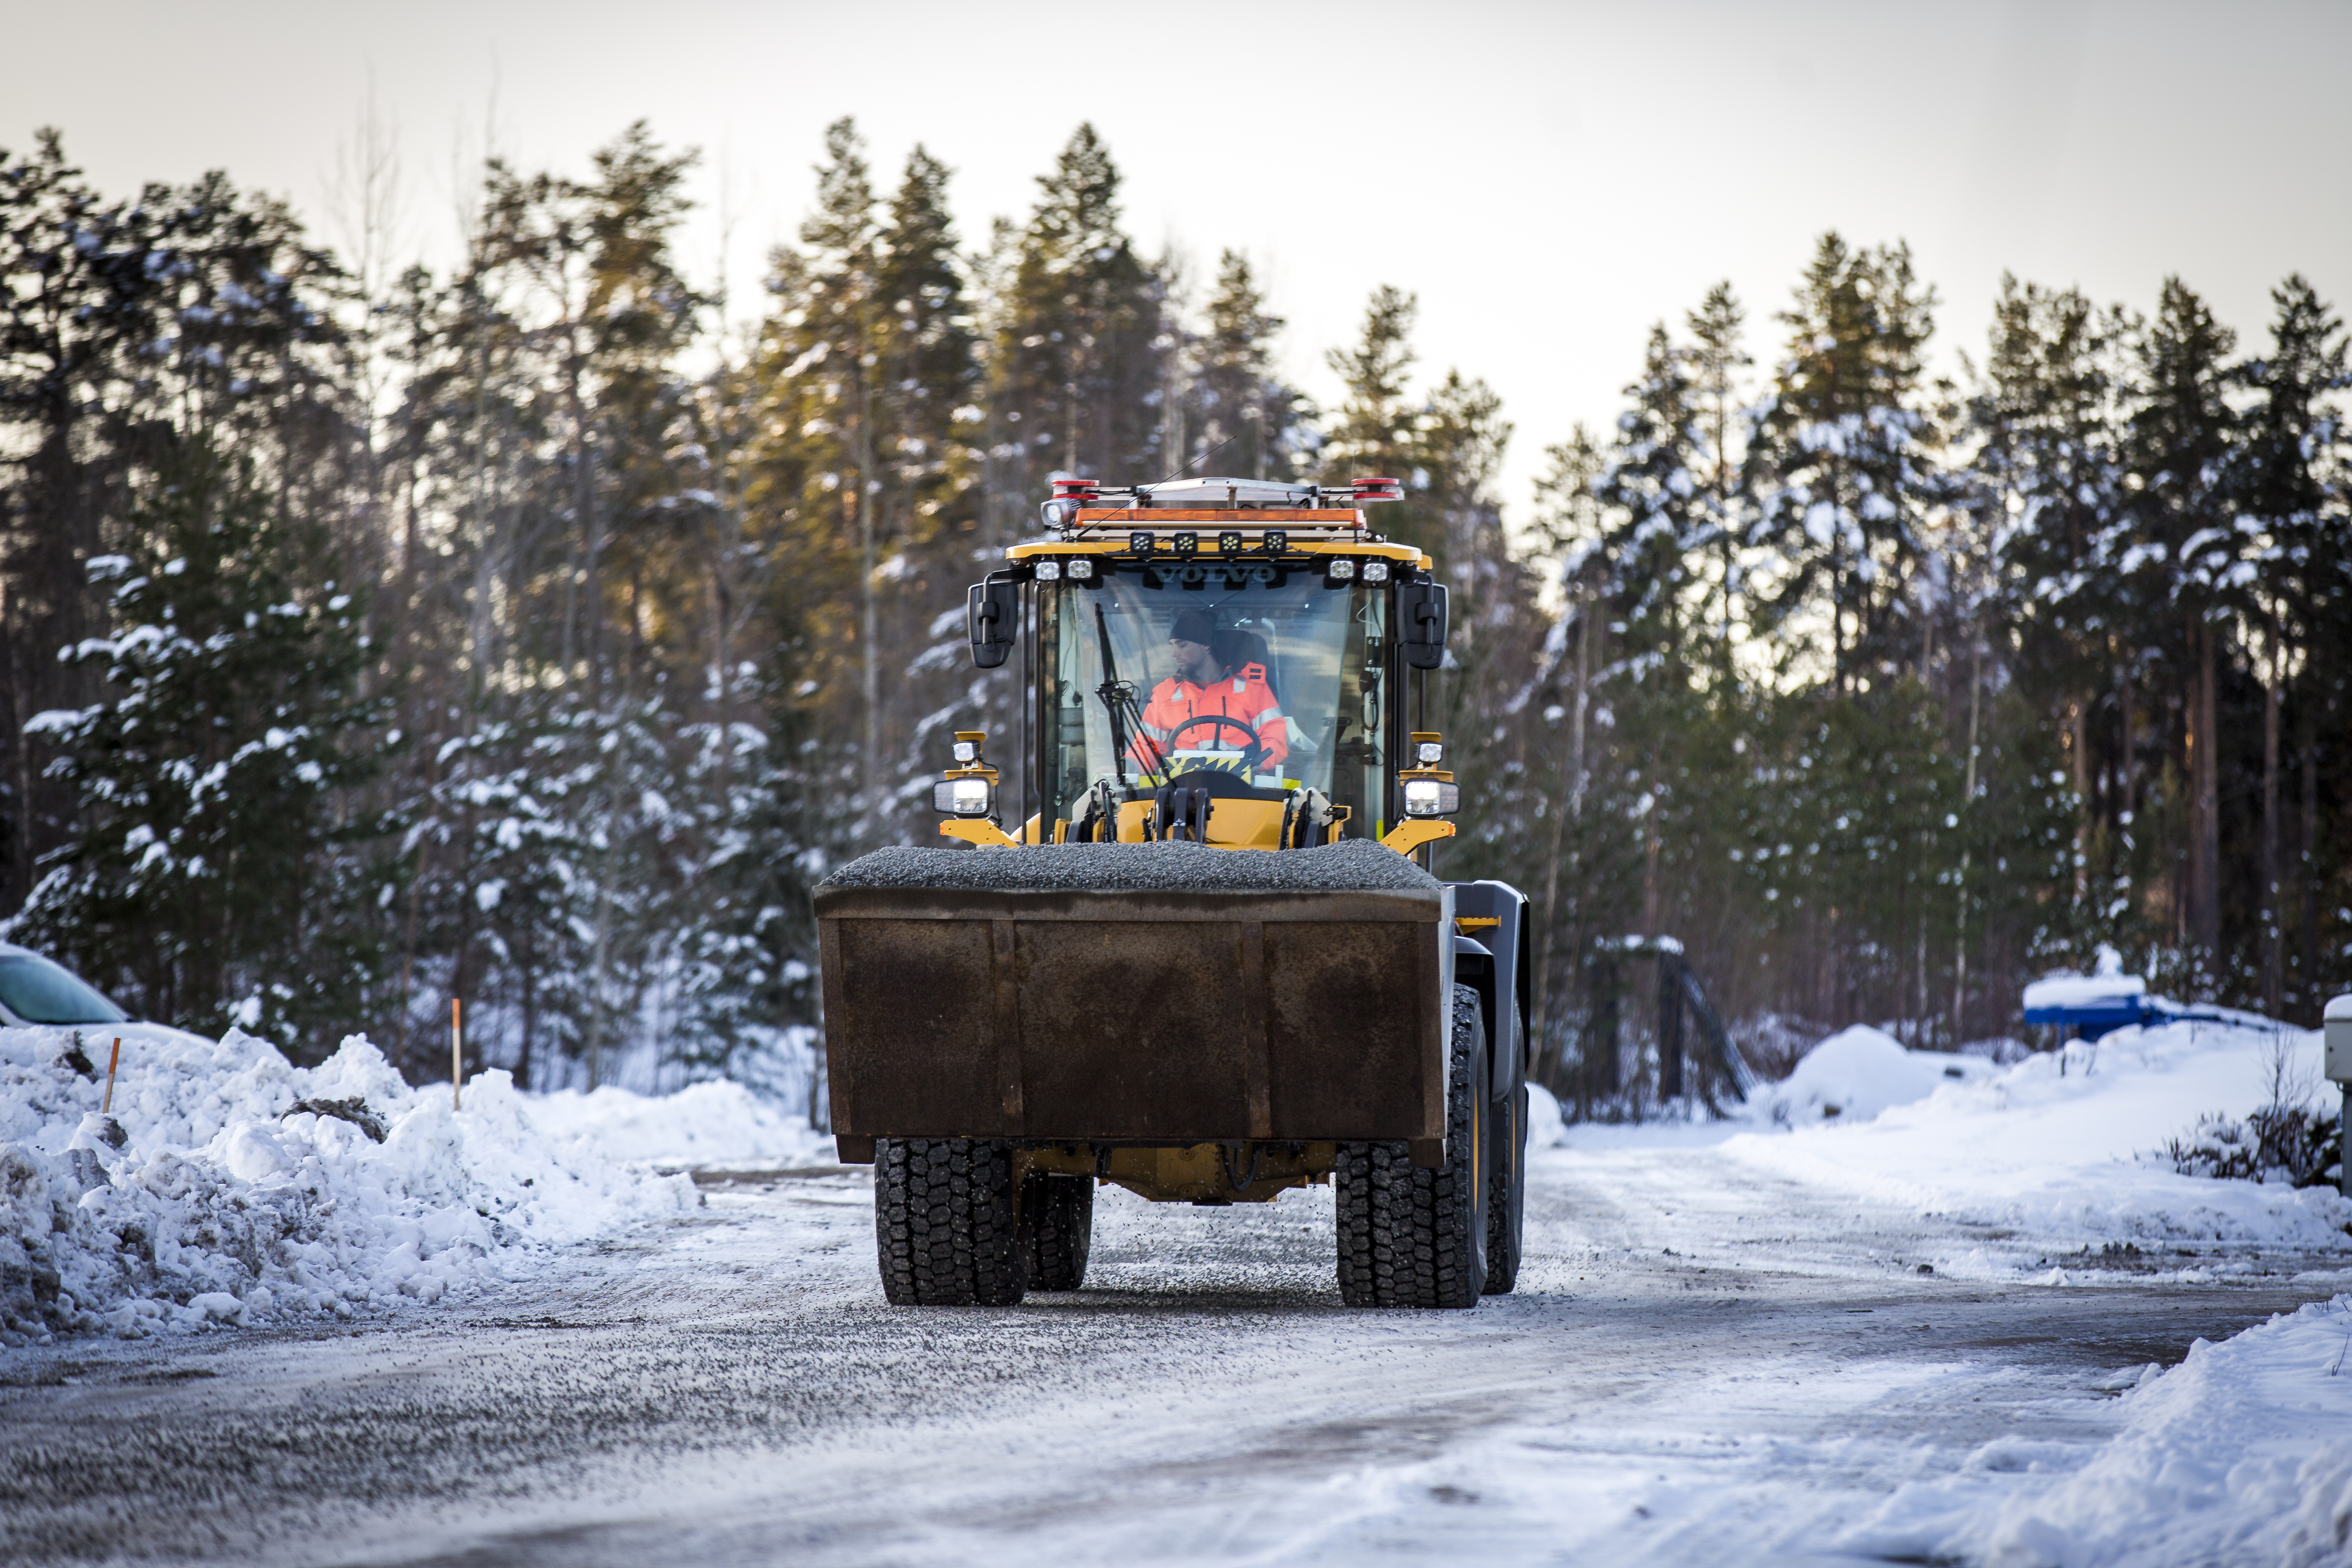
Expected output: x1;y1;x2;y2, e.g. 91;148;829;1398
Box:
1094;602;1167;787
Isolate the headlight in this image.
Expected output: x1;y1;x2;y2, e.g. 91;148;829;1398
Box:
1325;557;1357;582
935;777;993;816
1362;559;1392;584
1067;557;1096;581
1402;779;1459;817
1034;559;1062;581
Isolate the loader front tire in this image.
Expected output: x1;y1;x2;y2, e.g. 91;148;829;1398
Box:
1335;984;1490;1308
1022;1171;1094;1290
873;1137;1028;1306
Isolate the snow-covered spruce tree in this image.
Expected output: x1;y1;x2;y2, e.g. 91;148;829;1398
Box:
1320;285;1425;557
990;124;1171;492
2226;276;2350;1013
1180;249;1313;484
1684;283;1752;674
1587;323;1745;1003
1963;276;2129;961
9;443;384;1052
0;131;344;918
2119;279;2239;978
1744;234;1940;692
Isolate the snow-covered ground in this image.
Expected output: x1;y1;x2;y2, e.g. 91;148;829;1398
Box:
1526;1014;2352;1564
6;1012;2352;1566
1550;1016;2352;1280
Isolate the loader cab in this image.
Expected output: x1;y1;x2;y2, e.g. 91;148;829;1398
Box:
958;477;1455;859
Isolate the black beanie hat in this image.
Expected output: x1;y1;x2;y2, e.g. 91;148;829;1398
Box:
1169;608;1217;645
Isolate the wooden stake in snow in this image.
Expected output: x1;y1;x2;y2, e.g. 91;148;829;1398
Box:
102;1036;122;1115
451;998;463;1111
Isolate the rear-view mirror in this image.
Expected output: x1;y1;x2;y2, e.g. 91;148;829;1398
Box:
1398;581;1448;670
968;579;1019;669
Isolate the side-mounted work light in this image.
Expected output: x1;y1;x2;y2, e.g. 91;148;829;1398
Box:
1402;779;1460;817
934;777;994;816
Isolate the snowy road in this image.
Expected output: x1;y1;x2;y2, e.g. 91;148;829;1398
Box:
3;1144;2343;1568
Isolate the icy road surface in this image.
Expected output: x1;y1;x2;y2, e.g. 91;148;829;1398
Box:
4;1145;2347;1567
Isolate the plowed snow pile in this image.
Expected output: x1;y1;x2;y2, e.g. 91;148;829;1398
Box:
1845;1294;2352;1566
0;1025;742;1344
1555;1018;2352;1276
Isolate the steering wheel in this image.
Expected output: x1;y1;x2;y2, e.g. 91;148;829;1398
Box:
1164;713;1265;769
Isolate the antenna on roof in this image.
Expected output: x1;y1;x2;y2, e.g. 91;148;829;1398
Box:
1154;433;1239;488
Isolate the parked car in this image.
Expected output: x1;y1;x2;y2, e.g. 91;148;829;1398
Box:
0;942;211;1048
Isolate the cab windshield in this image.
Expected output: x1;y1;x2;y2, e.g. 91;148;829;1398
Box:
1037;561;1391;833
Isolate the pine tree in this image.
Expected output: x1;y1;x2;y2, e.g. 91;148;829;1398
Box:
2122;278;2238;971
1183;250;1308;481
1685;283;1751;672
2229;276;2349;1009
1967;276;2127;948
993;125;1167;488
1746;234;1940;691
7;443;383;1050
1321;285;1422;545
1;132;344;918
1593;323;1707;670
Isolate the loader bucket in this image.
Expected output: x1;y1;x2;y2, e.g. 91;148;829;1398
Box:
814;842;1454;1144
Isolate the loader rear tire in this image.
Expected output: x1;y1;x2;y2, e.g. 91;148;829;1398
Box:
1022;1172;1094;1290
873;1137;1028;1306
1483;1083;1528;1295
1335;984;1490;1308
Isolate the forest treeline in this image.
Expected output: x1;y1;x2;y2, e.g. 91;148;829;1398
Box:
1;119;2344;1112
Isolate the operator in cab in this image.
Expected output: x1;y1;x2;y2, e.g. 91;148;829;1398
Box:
1136;608;1288;779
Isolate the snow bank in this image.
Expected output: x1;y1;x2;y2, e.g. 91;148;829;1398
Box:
524;1080;831;1169
1718;1019;2352;1273
0;1025;719;1343
1849;1295;2352;1566
1762;1024;1987;1125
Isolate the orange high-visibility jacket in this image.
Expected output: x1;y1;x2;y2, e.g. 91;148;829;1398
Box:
1136;663;1288;773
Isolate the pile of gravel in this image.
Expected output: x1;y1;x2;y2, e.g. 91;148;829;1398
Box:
819;837;1442;895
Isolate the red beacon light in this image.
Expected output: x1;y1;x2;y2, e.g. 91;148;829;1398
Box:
1348;477;1403;505
1043;478;1103;532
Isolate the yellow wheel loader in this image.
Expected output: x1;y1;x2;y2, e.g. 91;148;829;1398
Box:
815;479;1530;1308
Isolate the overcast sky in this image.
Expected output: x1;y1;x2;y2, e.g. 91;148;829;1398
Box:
10;0;2347;517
